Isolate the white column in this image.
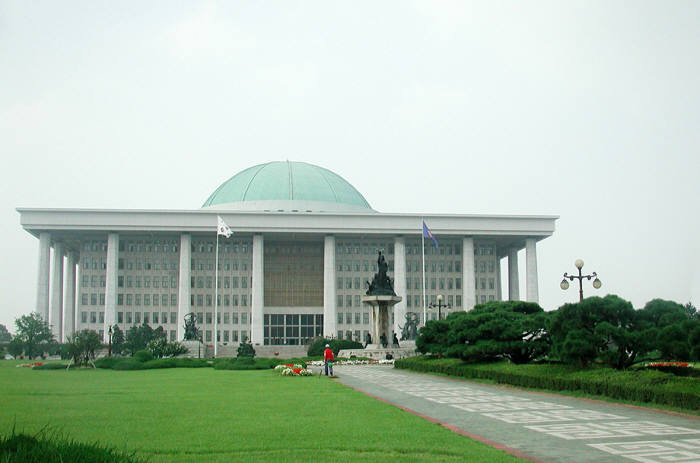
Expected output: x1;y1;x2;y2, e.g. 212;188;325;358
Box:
50;243;64;340
508;248;520;301
177;233;191;341
36;232;51;322
462;237;476;310
393;237;406;337
323;235;336;338
104;233;119;342
250;234;264;345
496;256;502;301
526;238;539;303
63;252;76;341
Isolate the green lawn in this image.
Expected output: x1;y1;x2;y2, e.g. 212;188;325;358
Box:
0;361;523;463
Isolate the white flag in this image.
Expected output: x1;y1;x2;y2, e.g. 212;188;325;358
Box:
217;216;233;238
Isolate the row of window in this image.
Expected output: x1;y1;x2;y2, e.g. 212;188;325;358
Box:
192;294;249;307
405;277;462;290
336;243;394;255
192;276;248;289
337;312;371;325
192;259;250;272
192;242;250;254
406;294;464;308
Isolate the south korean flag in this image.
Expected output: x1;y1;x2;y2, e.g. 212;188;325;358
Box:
217;216;233;238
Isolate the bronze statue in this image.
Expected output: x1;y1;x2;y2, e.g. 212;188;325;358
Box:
399;313;419;341
183;312;199;341
365;251;396;296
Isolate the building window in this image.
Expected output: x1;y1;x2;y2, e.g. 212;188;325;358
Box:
337;313;343;324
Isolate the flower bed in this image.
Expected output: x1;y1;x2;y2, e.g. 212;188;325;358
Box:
305;359;394;367
17;362;43;368
275;363;313;376
641;362;697;377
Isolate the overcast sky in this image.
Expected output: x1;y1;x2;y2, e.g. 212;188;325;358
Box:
1;1;698;332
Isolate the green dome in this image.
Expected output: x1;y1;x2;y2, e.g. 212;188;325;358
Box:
202;161;373;212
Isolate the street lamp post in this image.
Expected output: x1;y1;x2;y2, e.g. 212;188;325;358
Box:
560;259;602;302
108;325;113;357
428;294;451;320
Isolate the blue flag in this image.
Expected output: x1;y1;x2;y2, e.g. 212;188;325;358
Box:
422;221;438;248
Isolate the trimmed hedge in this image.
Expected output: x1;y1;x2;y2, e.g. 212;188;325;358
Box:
395;356;700;411
94;357;209;370
213;357;276;370
32;363;68;370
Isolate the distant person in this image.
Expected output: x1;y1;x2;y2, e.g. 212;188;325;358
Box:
365;332;372;347
323;344;334;376
392;332;400;347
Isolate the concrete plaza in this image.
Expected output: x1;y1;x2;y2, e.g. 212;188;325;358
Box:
334;365;700;463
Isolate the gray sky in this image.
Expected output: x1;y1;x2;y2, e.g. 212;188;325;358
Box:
1;1;698;332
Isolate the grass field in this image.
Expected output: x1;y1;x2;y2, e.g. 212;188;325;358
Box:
0;360;523;462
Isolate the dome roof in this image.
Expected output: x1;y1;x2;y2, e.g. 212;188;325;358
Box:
202;161;374;212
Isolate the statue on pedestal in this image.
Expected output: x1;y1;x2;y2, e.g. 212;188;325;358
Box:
365;251;396;296
183;313;199;341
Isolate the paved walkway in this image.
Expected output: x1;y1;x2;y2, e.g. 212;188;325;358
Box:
333;365;700;463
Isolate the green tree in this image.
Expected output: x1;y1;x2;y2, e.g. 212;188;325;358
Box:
416;301;550;364
123;323;156;356
551;295;657;368
8;339;24;358
639;299;688;327
111;325;125;355
13;313;55;359
0;324;11;342
640;299;698;361
146;338;188;358
65;329;102;366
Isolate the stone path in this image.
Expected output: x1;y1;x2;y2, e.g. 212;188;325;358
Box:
333;365;700;463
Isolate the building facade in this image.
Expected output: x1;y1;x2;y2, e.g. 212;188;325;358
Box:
18;161;557;348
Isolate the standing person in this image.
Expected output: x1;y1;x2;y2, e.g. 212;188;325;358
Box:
323;344;334;376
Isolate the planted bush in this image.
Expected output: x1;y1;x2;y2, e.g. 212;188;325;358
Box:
32;363;67;370
213;357;276;370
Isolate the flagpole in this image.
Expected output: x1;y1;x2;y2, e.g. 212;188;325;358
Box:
421;218;426;327
214;230;219;358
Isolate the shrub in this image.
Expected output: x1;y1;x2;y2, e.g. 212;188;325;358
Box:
111;359;144;371
213;357;276;370
94;357;123;369
0;430;145;463
32;363;67;370
96;356;208;370
133;350;153;363
237;340;255;358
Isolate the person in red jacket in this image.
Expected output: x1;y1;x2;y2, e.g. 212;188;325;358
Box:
323;344;334;376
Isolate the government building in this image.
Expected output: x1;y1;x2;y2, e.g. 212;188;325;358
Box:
18;161;556;351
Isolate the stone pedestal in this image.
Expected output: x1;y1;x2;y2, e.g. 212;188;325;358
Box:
362;295;401;347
